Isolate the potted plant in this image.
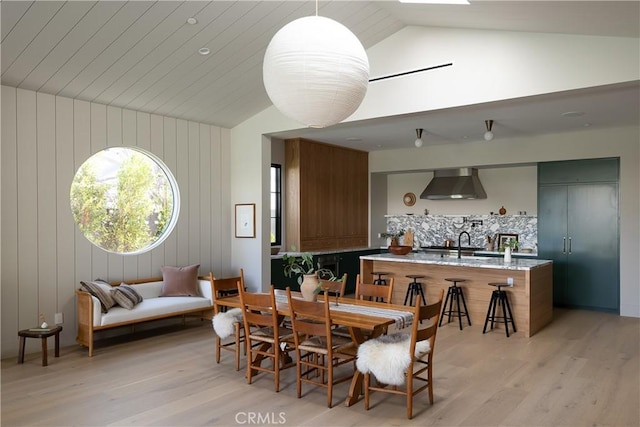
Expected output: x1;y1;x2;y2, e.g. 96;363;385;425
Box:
282;246;336;301
380;229;405;246
499;239;518;263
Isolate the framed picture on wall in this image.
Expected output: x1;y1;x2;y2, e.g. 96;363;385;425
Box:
498;233;519;250
235;203;255;238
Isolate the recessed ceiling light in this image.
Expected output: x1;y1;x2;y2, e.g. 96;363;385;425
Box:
186;17;198;25
346;137;362;141
561;111;585;118
198;47;210;56
584;123;592;127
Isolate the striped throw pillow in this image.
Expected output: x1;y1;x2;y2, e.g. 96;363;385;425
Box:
80;280;116;313
111;284;144;310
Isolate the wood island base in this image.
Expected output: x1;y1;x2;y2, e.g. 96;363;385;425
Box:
360;255;553;337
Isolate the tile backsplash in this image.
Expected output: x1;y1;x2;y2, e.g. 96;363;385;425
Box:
383;214;537;251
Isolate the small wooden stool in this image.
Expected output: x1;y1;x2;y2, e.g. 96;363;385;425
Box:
18;326;62;366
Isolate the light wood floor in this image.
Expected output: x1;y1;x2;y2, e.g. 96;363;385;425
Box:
2;308;639;427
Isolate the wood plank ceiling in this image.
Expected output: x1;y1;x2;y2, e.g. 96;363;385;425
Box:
1;1;402;128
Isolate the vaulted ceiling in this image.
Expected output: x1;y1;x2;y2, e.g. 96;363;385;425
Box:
2;1;638;151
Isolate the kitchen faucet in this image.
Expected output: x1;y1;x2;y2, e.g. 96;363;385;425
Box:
458;231;471;259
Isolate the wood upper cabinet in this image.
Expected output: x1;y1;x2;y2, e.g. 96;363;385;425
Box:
285;138;368;251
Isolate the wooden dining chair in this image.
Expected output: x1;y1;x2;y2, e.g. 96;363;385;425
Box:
238;284;295;392
286;287;357;407
358;289;444;419
317;273;347;298
355;274;394;304
211;270;245;371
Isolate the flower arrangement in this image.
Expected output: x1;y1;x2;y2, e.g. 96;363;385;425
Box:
499;238;519;252
380;229;405;246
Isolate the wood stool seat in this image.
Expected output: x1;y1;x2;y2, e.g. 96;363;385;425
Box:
440;278;471;330
483;282;517;337
18;326;62;366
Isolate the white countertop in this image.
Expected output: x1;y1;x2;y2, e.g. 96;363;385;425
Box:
474;250;538;257
360;252;552;271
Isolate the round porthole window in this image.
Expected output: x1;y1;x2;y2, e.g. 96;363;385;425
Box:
70;147;180;255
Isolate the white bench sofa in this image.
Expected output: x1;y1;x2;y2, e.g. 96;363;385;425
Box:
76;277;214;357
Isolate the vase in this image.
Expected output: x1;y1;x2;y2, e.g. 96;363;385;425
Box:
300;273;319;301
504;246;512;263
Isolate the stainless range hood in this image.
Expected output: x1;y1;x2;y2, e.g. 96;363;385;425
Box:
419;168;487;200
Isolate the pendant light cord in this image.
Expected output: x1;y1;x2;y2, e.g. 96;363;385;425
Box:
315;0;318;16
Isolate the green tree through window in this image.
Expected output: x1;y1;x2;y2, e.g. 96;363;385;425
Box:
70;147;179;254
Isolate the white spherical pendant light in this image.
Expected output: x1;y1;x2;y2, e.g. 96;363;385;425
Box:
263;16;369;128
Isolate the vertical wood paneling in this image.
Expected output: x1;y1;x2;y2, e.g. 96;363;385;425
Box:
163;117;178;268
106;106;124;279
220;128;233;275
188;122;200;266
0;86;232;357
107;106;122;147
90;103;108;279
209;127;222;275
150;114;165;276
136;112;152;277
175;119;189;267
74;100;92;285
199;123;211;273
1;86;19;354
55;95;75;344
16;89;39;331
36;92;58;330
122;109;138;279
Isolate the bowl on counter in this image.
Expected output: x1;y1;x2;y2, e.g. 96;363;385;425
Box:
270;246;281;255
387;245;413;255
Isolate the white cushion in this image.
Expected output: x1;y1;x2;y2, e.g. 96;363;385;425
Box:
90;279;214;326
100;296;211;326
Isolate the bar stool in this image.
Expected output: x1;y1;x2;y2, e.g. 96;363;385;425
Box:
440;278;471;330
482;282;517;337
371;271;390;302
404;274;427;307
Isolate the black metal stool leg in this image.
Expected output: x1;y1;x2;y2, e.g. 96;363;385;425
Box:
503;292;517;333
439;287;452;326
454;287;464;330
403;284;412;305
499;292;510;337
418;283;427;306
482;291;496;334
459;287;472;326
490;291;499;330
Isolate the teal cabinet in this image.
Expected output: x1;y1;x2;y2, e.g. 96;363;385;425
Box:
538;159;619;313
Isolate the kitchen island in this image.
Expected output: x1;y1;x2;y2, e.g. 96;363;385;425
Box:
360;253;553;337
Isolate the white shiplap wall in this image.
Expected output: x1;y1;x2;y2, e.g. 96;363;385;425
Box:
1;86;232;358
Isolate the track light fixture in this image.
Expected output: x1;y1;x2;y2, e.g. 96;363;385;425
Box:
414;128;424;147
484;120;494;141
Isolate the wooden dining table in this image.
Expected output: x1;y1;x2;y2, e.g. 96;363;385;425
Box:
215;289;415;406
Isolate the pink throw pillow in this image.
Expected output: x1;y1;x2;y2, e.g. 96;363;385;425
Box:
160;264;200;297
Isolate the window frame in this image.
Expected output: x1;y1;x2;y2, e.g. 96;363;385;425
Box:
270;163;282;246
